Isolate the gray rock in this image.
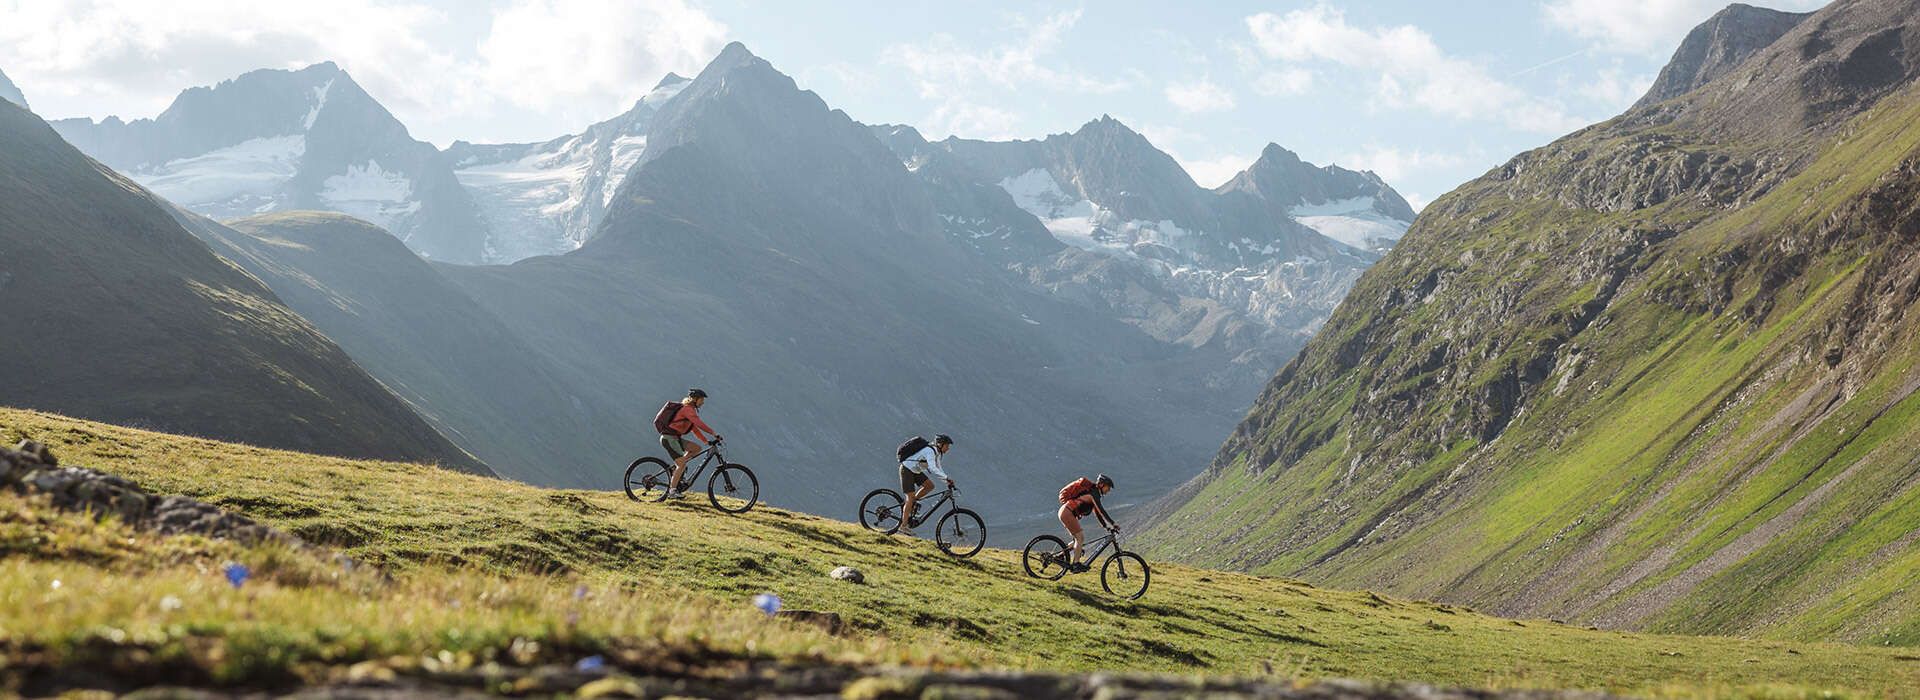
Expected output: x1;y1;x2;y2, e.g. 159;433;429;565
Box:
829;566;864;584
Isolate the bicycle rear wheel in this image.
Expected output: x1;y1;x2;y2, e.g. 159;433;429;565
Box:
1022;535;1070;580
623;457;673;502
707;463;760;513
1101;551;1151;599
859;489;905;534
935;508;986;558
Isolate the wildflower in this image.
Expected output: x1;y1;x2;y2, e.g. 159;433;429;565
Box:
160;595;183;612
223;562;251;589
574;655;605;672
752;592;781;616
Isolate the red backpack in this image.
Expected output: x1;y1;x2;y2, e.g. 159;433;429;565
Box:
652;401;684;435
1059;477;1096;504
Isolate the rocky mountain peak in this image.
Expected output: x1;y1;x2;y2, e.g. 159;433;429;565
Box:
1634;3;1811;108
0;67;27;110
653;72;690;90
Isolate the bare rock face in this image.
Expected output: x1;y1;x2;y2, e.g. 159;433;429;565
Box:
1635;3;1811;109
0;439;294;545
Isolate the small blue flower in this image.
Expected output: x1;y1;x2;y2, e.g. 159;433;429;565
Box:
223;562;251;589
574;655;605;672
752;592;781;616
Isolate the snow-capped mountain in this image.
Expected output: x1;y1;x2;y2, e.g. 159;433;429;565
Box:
49;63;488;262
442;74;690;263
873;118;1413;390
0;68;26;110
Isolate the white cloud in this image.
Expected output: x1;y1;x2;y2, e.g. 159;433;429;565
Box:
478;0;726;117
1576;66;1654;110
1180;152;1256;188
0;0;727;143
1252;67;1313;96
1245;6;1589;134
1164;79;1236;113
884;9;1130;139
1404;192;1430;212
1334;145;1466;183
1541;0;1829;56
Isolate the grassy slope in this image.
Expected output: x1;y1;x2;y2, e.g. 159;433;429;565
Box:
5;407;1918;697
1140;43;1920;644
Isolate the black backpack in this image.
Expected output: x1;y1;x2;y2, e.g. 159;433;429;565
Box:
895;435;930;463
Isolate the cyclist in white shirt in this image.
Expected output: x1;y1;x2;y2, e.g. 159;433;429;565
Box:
898;434;955;536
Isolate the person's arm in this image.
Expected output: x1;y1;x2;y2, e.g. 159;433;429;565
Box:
928;450;951;484
685;406;716;442
1092;492;1116;530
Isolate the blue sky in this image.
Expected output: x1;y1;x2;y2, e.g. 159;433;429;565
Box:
0;0;1828;208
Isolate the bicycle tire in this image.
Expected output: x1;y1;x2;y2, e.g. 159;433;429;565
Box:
623;457;673;502
707;463;759;513
935;508;986;558
1101;551;1151;599
859;489;905;534
1022;534;1071;580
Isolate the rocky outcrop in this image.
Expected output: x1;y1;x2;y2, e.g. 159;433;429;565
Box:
1634;4;1810;109
1;440;294;545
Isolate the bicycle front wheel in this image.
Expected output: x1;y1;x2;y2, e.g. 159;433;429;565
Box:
1022;535;1070;580
707;463;760;513
935;508;986;558
623;457;673;502
859;489;905;534
1101;551;1151;599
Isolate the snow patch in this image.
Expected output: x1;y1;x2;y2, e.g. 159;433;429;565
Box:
131;135;305;217
603;135;647;206
304;79;334;131
320;160;420;233
1290;197;1409;251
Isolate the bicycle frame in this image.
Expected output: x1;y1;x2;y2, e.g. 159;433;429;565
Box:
673;441;727;484
1075;530;1120;562
907;487;959;527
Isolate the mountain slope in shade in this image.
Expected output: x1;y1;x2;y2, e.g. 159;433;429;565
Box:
1141;0;1920;645
175;210;630;486
49;63;488;263
1634;3;1811;109
0;99;486;474
0;68;25;110
443;74;690;263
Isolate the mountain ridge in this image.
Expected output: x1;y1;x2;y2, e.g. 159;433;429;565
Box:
1140;0;1920;645
0;98;487;474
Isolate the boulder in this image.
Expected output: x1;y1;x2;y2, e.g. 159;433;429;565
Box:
829;566;865;584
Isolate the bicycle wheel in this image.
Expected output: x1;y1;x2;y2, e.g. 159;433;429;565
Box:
623;457;673;502
707;463;760;513
935;508;986;558
859;489;905;534
1101;551;1151;599
1022;535;1070;580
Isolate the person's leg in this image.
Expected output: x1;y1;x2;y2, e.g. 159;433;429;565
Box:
899;468;923;533
669;439;703;494
1059;503;1084;567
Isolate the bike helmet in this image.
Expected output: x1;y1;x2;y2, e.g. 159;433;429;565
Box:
933;434;953;445
1095;474;1114;488
687;388;708;399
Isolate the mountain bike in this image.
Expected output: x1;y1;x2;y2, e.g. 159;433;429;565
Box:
623;437;759;513
1021;525;1150;599
857;484;986;557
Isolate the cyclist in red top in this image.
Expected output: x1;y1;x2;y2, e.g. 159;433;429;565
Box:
661;388;721;499
1058;474;1115;571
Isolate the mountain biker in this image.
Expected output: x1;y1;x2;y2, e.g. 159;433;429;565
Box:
660;389;721;499
898;434;954;536
1058;474;1115;571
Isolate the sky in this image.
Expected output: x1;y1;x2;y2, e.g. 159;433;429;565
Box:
0;0;1830;210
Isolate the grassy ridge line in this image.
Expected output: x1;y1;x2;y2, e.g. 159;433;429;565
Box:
4;406;1917;697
